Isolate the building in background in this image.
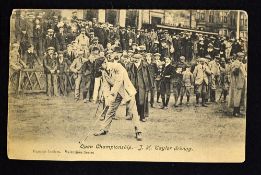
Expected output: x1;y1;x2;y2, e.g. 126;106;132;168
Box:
195;10;248;39
13;9;247;39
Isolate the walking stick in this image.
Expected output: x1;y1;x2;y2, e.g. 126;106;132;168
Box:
218;90;223;102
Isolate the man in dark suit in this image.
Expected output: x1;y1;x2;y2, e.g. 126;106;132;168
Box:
119;27;128;51
56;26;67;52
172;56;187;107
145;53;158;108
43;29;60;52
57;51;69;96
128;54;153;122
81;55;93;103
33;17;44;57
160;57;174;109
23;45;41;69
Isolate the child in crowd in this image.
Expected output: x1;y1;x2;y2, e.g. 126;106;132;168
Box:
180;64;194;105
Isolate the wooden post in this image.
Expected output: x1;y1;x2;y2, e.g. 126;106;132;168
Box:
236;10;240;39
17;70;22;95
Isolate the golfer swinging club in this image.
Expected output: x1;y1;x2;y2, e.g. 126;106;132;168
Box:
93;53;143;141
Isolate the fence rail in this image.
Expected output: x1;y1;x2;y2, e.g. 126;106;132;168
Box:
9;69;75;95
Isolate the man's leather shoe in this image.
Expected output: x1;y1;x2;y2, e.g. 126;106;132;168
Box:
136;132;142;141
141;118;147;122
202;104;208;107
126;116;132;120
94;130;107;136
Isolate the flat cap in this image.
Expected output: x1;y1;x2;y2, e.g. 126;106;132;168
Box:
208;43;214;47
198;57;206;62
77;50;84;55
237;52;244;57
47;46;55;50
47;29;54;32
92;37;98;41
138;45;146;51
57;51;64;54
205;54;212;59
215;54;221;58
133;54;143;59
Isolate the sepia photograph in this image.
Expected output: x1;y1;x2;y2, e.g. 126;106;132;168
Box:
8;9;247;162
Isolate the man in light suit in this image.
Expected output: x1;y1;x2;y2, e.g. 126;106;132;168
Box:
193;58;211;107
228;52;247;117
93;54;142;141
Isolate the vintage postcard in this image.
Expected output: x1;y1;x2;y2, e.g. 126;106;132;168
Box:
8;9;247;162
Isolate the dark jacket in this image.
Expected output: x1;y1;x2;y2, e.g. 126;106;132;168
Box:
43;35;60;52
82;60;93;79
33;24;44;40
128;61;153;105
171;62;185;86
128;61;153;92
43;54;57;74
55;32;67;51
24;51;39;68
57;58;69;75
161;63;174;83
94;57;104;78
147;62;158;85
